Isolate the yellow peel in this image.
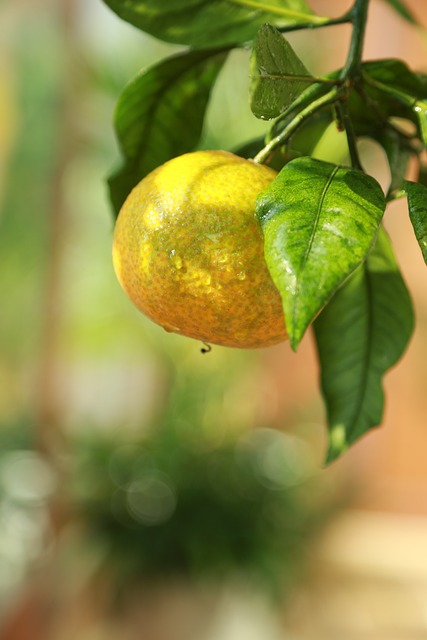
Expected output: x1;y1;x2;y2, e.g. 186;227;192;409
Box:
113;150;287;348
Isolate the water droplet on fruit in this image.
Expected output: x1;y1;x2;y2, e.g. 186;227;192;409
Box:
205;232;221;244
162;322;180;334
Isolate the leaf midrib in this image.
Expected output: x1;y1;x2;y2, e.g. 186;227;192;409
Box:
230;0;324;22
346;265;374;442
292;166;339;336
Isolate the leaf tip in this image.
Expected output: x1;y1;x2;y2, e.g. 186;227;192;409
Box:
324;423;348;465
288;326;303;352
288;310;312;352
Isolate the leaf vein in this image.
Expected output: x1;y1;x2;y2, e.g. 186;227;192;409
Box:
293;165;339;331
346;265;375;441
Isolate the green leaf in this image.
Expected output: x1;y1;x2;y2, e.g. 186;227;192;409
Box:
290;112;334;156
382;0;419;25
101;0;320;48
418;164;427;188
405;179;427;263
360;60;427;145
414;72;427;96
346;60;422;140
109;48;227;216
363;59;426;97
250;24;314;120
313;228;414;463
413;100;427;146
256;157;386;349
375;128;412;196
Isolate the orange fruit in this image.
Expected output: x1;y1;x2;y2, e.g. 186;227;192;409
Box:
112;150;287;348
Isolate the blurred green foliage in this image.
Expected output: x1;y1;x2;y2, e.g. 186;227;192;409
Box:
0;15;58;363
73;414;332;596
0;1;338;609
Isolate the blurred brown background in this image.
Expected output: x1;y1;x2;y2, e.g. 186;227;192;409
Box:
1;1;427;638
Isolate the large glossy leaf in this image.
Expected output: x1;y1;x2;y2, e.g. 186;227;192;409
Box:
405;179;427;264
250;24;314;120
102;0;320;48
109;48;227;216
314;228;414;463
256;157;386;349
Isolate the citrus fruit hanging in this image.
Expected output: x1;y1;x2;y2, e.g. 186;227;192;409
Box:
113;150;287;348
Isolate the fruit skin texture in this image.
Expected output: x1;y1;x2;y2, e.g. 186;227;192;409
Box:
112;150;287;349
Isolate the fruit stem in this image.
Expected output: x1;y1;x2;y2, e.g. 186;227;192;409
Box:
253;87;341;164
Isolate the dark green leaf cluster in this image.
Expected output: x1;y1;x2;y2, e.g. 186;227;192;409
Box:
106;0;323;215
72;426;328;592
104;0;425;462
